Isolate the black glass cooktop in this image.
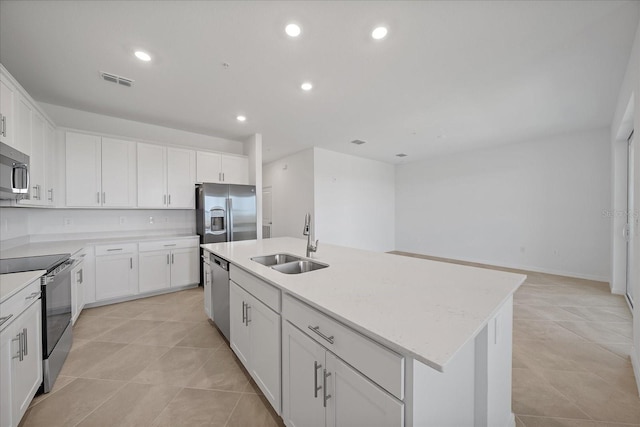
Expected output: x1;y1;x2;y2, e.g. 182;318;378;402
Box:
0;253;70;275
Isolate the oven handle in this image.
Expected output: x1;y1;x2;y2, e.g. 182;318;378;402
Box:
44;259;77;284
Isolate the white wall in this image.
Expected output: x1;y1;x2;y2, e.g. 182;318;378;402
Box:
245;133;263;239
396;128;612;281
314;148;395;252
263;149;315;240
0;207;29;243
611;19;640;395
39;102;244;154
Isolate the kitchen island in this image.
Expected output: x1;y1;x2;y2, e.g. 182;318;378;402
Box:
202;237;525;427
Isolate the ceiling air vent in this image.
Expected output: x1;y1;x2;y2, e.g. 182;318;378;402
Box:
100;71;134;87
395;153;408;157
350;139;366;145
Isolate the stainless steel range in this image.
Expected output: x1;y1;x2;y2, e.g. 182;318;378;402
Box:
0;253;74;393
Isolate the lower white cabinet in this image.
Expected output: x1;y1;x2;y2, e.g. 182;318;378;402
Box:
71;259;85;324
282;321;403;427
1;292;42;427
229;280;281;414
138;239;199;294
94;244;138;301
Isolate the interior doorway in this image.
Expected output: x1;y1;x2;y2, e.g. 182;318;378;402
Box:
626;131;635;308
262;186;273;238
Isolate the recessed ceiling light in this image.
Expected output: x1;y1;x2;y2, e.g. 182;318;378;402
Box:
371;26;388;40
301;82;313;91
236;115;246;122
285;23;301;37
351;139;366;145
134;50;151;61
395;153;408;157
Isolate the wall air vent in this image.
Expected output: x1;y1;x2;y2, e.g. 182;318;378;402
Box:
100;71;134;87
395;153;408;157
350;139;366;145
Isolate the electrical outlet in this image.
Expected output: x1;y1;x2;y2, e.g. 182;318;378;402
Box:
119;216;126;225
149;216;154;224
552;248;559;256
63;217;73;226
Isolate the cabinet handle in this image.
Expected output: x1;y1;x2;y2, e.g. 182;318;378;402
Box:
167;254;170;264
33;186;38;200
1;114;6;137
168;194;171;205
323;369;331;407
102;192;106;204
164;244;176;247
0;314;13;327
314;361;322;398
245;304;251;325
308;325;335;344
107;248;123;252
25;291;40;300
12;332;24;361
130;257;133;269
22;328;28;356
242;301;246;324
97;192;100;204
163;194;167;205
48;188;53;202
171;253;174;264
218;172;221;181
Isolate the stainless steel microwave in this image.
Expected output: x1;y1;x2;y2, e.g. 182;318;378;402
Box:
0;141;30;200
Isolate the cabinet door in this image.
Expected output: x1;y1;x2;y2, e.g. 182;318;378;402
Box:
249;297;281;414
221;155;249;185
12;301;43;423
229;281;251;366
170;247;199;287
325;352;404;427
137;143;166;208
95;254;137;301
203;262;212;319
196;151;222;183
167;147;196;208
139;250;171;293
44;124;56;206
66;132;102;207
0;74;16;148
101;137;136;207
0;321;15;427
282;321;326;427
18;111;45;206
15;95;31;156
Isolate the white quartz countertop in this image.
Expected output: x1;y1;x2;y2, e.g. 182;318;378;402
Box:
1;234;199;259
202;237;526;372
0;271;45;304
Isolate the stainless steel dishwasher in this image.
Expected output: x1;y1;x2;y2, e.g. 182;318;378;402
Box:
210;253;230;341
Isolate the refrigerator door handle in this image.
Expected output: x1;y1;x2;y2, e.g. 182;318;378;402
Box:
226;198;232;242
228;198;234;241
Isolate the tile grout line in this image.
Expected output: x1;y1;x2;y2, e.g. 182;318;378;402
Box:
222;392;244;427
69;379;129;427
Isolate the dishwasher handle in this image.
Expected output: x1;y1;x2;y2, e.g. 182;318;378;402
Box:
211;255;229;271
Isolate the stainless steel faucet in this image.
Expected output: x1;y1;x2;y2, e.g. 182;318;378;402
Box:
303;213;318;257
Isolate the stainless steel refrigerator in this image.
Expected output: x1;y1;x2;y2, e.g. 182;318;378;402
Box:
196;183;256;341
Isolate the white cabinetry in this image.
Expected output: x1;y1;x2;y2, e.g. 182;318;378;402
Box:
44;124;57;205
196;151;249;184
14;95;31;157
138;238;199;294
65;132;137;208
94;243;138;301
137;143;196;208
0;72;16;149
71;258;85;325
0;279;43;427
229;276;281;414
203;257;212;320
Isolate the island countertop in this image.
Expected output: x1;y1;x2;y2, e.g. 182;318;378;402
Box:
202;237;525;372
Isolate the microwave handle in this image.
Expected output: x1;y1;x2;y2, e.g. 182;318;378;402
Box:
11;163;29;193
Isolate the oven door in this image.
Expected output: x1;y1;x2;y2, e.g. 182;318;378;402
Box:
42;260;73;357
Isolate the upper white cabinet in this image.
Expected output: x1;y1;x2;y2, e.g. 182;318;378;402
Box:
196;151;249;185
65;132;137;208
44;124;56;205
0;73;16;149
137;143;196;209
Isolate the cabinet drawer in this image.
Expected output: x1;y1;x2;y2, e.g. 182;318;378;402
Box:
283;294;404;400
230;266;280;312
95;243;137;256
0;279;41;332
139;238;198;252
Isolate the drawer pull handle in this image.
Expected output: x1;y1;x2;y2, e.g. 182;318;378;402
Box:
25;291;40;300
12;332;24;361
308;325;334;344
314;361;322;398
164;244;176;247
22;328;28;356
242;301;246;324
0;314;13;327
107;248;123;251
323;369;332;407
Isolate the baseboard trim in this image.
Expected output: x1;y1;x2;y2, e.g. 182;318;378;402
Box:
505;413;516;427
85;283;199;308
390;250;610;283
631;346;640;397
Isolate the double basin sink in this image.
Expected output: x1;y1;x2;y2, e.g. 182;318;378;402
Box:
251;253;328;274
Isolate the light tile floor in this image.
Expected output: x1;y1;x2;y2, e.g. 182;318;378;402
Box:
20;255;639;427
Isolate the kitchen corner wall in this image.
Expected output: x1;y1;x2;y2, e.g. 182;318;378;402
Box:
263;147;395;253
395;127;612;281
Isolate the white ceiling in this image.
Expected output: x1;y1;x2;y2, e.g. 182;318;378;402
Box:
0;1;638;164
